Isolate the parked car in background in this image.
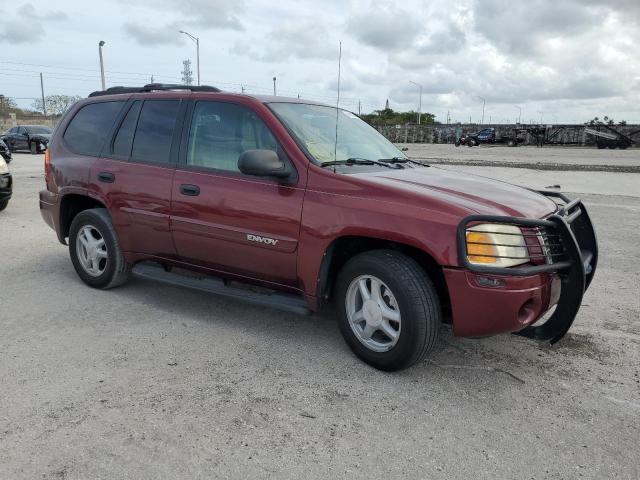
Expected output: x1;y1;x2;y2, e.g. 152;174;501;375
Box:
456;127;524;147
1;125;52;154
0;138;11;163
0;154;12;211
39;84;597;371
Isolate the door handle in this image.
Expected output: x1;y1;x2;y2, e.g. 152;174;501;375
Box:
98;172;115;183
180;184;200;196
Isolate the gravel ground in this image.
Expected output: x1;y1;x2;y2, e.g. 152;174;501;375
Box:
1;151;639;479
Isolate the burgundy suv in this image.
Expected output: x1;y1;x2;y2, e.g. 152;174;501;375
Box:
40;84;597;370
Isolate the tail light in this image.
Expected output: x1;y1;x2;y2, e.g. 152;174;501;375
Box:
44;148;51;188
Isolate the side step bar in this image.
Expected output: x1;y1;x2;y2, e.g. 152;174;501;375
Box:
132;263;309;315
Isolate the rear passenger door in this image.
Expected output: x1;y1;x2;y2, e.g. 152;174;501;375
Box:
89;98;185;258
170;100;304;287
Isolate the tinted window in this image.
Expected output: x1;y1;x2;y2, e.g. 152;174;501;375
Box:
187;102;278;172
64;101;125;156
25;126;52;134
130;100;180;164
112;101;141;158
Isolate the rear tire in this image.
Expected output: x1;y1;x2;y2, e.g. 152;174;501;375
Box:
0;199;8;212
335;250;441;371
69;208;131;289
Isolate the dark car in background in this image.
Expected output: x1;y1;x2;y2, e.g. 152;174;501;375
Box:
2;125;52;154
0;138;11;163
456;127;531;147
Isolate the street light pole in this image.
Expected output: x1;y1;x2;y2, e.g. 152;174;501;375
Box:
475;95;486;124
409;81;423;124
273;76;277;96
179;30;200;85
98;41;106;90
514;105;522;124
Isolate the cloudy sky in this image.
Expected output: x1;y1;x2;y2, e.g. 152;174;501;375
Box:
1;0;639;123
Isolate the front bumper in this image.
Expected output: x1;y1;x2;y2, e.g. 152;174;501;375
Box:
449;191;597;343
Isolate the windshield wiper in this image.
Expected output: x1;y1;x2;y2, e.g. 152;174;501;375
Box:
321;157;403;169
378;157;427;167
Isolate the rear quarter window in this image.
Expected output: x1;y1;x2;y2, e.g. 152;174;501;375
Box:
63;101;125;156
130;100;180;164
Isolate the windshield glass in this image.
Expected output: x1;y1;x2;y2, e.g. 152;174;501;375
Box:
25;126;52;134
269;103;405;164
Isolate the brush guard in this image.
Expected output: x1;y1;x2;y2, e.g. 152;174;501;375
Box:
457;191;598;343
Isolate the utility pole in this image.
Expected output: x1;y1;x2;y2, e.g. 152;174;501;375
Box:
475;95;486;124
514;105;522;124
538;111;543;124
150;75;154;83
39;73;46;116
358;100;361;116
181;60;193;85
98;41;106;90
409;81;423;124
273;76;277;96
179;30;200;85
241;84;245;94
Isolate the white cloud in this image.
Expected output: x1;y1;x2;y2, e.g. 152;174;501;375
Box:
1;0;639;123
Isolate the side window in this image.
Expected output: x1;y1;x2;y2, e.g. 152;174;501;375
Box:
63;101;125;156
112;101;142;159
186;101;278;172
130;100;180;164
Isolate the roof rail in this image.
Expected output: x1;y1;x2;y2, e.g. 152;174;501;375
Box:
88;83;221;97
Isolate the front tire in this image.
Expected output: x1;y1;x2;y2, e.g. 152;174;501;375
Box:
69;208;131;289
0;199;8;212
30;142;38;154
335;250;441;371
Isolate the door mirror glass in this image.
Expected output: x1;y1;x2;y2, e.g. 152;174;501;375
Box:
238;149;289;179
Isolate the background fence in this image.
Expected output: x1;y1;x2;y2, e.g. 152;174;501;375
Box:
375;123;640;146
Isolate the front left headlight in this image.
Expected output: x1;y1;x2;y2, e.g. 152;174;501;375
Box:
0;157;8;174
465;223;529;268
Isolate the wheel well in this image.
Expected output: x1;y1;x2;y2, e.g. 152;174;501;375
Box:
60;194;106;240
319;236;452;322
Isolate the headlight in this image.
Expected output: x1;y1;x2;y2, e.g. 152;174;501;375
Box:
0;157;8;174
465;223;529;267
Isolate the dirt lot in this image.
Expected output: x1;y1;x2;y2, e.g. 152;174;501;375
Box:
1;149;639;479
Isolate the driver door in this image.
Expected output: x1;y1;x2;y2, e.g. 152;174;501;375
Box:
170;100;304;287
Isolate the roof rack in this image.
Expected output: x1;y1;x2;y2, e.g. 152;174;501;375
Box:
88;83;221;97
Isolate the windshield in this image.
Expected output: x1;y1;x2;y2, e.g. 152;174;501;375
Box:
269;103;406;164
25;126;52;134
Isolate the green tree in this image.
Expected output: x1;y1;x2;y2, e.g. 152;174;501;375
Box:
360;107;437;126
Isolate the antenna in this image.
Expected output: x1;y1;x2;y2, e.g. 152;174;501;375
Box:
333;41;342;171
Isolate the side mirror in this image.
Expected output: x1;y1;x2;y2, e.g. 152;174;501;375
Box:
238;149;291;180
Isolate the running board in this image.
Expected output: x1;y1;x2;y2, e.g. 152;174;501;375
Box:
132;263;309;315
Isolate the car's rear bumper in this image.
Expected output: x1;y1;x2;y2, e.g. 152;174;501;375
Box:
448;191;597;342
39;189;61;238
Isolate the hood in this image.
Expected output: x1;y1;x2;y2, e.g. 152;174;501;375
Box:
358;166;557;219
34;133;52;141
